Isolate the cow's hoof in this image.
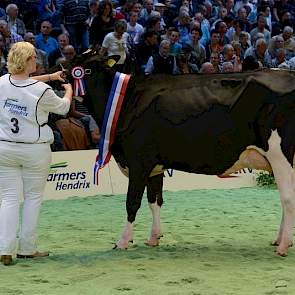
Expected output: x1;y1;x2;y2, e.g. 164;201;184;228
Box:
275;249;288;257
271;240;293;247
113;240;133;250
275;245;289;257
144;238;160;247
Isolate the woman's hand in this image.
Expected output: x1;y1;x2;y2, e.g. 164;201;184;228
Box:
62;83;72;93
50;71;66;82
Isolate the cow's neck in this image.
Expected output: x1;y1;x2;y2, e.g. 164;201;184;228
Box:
85;70;134;131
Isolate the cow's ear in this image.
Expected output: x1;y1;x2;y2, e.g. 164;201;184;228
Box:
105;55;120;68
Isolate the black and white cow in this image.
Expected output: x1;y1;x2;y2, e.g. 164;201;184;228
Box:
58;52;295;256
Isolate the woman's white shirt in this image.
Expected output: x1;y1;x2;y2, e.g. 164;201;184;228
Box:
0;74;70;144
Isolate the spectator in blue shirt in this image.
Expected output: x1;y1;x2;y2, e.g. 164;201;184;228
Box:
169;28;182;56
35;21;58;55
38;0;55;22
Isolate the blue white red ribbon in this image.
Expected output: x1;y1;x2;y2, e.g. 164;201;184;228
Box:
94;72;131;185
71;66;86;96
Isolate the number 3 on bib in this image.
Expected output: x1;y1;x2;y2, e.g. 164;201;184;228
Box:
11;117;19;134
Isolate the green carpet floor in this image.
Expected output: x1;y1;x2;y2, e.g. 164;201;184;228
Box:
0;187;294;295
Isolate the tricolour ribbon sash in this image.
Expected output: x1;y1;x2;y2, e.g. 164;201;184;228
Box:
71;66;86;96
94;72;131;185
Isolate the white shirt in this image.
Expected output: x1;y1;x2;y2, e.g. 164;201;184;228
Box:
102;32;129;64
127;22;144;44
0;74;70;143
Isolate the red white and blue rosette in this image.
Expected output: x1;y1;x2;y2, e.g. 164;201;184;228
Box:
71;66;86;96
93;72;131;185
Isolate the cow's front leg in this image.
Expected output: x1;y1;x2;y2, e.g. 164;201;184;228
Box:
115;170;147;249
265;130;295;256
145;174;164;246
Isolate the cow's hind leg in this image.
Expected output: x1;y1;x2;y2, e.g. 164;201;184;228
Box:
270;212;288;247
115;167;149;249
145;173;164;247
264;130;295;256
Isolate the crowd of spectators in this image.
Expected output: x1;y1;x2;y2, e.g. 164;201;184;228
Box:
1;0;295;150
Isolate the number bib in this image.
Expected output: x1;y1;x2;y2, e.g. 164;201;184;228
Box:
0;74;51;143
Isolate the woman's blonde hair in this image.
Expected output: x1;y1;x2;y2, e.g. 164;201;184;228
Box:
7;42;35;75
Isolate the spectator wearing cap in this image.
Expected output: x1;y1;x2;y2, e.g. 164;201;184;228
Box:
1;4;26;37
186;26;206;68
176;43;199;73
154;2;166;31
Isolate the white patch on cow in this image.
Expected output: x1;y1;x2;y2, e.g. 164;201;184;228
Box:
263;130;295;256
116;221;133;249
145;203;161;246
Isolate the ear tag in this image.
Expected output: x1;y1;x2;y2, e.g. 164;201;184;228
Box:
107;59;116;67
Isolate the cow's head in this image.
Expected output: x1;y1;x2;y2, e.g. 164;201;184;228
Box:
49;50;122;128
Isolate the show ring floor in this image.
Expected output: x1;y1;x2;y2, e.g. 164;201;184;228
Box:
1;187;294;295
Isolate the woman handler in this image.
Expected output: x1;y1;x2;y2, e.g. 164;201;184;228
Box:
0;42;72;265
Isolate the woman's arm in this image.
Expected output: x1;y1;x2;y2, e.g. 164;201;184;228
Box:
32;71;65;83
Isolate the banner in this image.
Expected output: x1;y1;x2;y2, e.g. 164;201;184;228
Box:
43;150;257;200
